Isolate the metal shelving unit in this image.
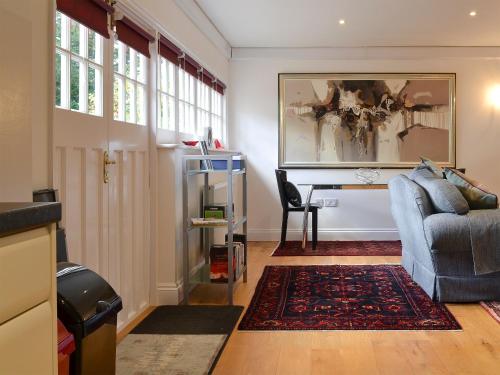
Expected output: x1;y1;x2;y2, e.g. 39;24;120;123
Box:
182;154;247;305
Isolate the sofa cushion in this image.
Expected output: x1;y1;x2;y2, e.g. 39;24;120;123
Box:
444;168;498;210
420;156;445;178
423;213;472;253
414;175;469;215
409;163;441;181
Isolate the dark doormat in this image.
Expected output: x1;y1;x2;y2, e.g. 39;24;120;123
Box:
117;305;243;375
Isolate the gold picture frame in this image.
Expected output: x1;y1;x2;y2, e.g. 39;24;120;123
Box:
278;73;456;169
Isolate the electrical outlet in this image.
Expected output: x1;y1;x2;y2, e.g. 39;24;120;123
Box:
324;198;338;207
313;198;324;207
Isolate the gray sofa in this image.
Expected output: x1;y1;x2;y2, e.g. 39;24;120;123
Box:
389;174;500;302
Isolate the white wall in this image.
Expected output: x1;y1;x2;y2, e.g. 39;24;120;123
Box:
0;0;51;201
229;48;500;241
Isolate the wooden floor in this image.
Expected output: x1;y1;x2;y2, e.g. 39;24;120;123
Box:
189;241;500;375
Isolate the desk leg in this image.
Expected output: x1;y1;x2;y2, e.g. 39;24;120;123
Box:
302;185;314;249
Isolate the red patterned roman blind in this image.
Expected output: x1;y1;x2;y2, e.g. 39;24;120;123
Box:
56;0;112;38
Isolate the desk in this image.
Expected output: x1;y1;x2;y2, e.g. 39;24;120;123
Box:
298;184;388;249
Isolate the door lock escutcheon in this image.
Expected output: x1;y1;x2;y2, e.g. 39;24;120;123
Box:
103;151;116;183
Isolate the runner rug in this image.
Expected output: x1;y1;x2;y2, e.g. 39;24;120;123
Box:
272;240;402;256
239;265;460;331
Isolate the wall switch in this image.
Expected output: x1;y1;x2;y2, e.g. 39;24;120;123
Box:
312;198;324;207
324;198;338;207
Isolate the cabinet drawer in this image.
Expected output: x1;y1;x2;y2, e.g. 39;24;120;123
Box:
0;301;55;374
0;227;52;324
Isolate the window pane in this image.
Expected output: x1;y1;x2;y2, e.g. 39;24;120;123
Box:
70;20;80;55
160;59;167;92
136;53;146;83
159;94;166;129
179;102;185;131
168;63;175;94
136;84;145;125
114;76;124;121
125;47;131;77
55;52;62;107
125;80;135;123
88;30;102;64
70;59;80;110
55;12;62;48
113;42;119;72
168;96;175;130
88;65;102;116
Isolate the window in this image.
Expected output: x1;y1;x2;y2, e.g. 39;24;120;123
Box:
55;11;103;115
113;40;147;125
158;57;176;131
196;81;211;137
178;69;196;135
157;60;227;143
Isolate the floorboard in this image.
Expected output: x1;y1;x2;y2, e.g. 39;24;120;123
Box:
188;241;500;375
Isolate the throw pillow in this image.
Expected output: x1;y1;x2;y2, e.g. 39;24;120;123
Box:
444;168;498;209
284;181;302;207
409;163;441;181
414;175;470;215
420;156;445;178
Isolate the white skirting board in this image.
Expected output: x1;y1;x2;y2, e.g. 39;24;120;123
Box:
248;228;400;241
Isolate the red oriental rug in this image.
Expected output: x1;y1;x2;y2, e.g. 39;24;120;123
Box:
238;265;460;331
272;241;402;256
480;301;500;323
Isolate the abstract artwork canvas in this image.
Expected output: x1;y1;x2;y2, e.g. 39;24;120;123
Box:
278;73;455;168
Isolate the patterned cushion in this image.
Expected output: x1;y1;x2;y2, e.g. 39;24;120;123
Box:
414;175;470;215
444;168;498;209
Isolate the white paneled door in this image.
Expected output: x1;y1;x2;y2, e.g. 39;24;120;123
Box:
53;34;150;329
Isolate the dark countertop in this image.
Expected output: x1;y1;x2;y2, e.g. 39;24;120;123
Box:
0;202;61;237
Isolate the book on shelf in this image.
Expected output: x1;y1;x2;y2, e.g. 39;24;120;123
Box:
209;241;245;283
191;217;228;226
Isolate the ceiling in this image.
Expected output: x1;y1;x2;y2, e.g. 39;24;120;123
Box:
195;0;500;48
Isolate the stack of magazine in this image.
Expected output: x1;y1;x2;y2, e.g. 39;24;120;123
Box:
209;234;246;283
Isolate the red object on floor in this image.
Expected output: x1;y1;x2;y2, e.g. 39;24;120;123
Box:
57;319;75;375
272;240;402;256
238;265;461;331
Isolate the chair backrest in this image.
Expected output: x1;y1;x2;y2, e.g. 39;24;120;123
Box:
275;169;289;210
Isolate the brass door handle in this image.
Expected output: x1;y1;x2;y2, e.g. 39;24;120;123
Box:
103;151;116;183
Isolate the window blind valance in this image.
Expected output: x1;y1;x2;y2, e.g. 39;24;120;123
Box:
214;80;226;95
159;35;182;65
116;17;155;58
56;0;112;38
159;34;226;95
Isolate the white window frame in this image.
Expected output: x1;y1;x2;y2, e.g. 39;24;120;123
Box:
55;11;103;116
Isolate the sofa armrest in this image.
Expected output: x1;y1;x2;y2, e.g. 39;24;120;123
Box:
423;213;472;253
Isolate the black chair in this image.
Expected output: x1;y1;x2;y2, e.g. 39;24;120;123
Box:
275;169;320;249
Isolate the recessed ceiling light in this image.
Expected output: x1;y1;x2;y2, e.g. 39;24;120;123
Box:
339;19;345;25
469;10;477;16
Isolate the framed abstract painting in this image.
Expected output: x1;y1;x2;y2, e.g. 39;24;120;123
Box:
278;73;456;168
